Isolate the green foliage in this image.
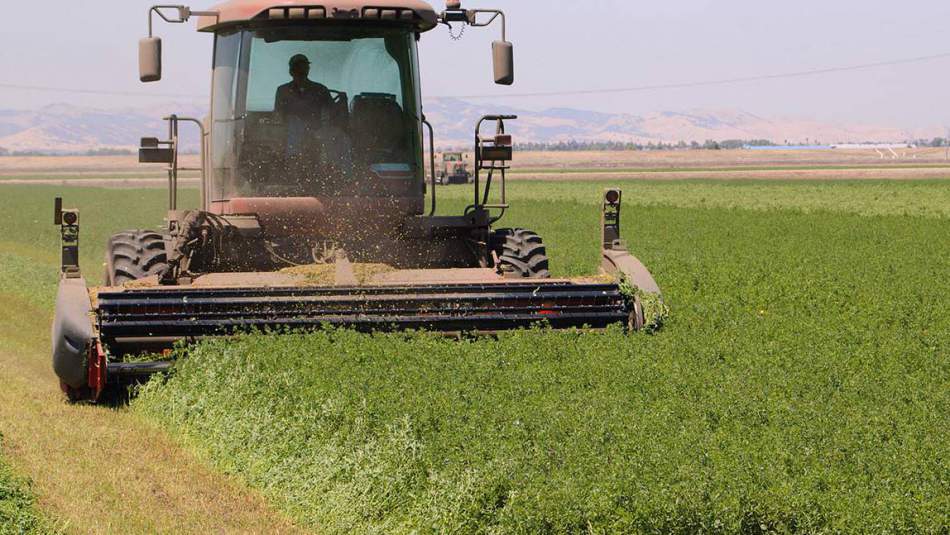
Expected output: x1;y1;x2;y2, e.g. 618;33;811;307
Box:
618;277;669;332
134;194;950;533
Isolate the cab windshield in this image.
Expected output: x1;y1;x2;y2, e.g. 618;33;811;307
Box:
210;25;422;200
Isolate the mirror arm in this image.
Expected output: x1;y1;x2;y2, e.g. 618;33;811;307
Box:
147;5;218;37
439;8;508;42
468;10;506;42
148;5;186;37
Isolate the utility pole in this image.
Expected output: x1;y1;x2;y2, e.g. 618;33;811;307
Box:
945;127;949;160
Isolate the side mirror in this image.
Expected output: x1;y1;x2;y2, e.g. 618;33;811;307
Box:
139;37;162;83
492;41;514;85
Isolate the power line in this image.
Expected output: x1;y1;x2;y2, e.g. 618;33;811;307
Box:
2;50;949;101
436;51;950;99
0;83;204;99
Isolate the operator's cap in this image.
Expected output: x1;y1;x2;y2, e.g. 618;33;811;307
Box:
289;54;311;67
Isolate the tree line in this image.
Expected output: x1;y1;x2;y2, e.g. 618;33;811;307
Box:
513;139;777;151
514;137;950;151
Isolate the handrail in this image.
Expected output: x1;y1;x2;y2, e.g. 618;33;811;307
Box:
161;115;206;210
473;115;516;217
422;117;437;216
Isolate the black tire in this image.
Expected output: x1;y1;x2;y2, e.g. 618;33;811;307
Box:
104;230;168;286
492;228;551;279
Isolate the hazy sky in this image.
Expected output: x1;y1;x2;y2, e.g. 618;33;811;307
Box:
2;0;950;128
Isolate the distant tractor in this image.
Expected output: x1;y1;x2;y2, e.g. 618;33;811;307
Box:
437;152;471;184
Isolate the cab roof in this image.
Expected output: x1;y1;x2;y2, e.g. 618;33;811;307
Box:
197;0;439;33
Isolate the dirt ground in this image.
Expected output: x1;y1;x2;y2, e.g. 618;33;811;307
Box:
0;178;202;187
508;167;950;181
511;146;950;169
3;148;949;175
0;155;201;176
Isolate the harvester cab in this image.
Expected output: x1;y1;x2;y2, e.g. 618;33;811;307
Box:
51;0;663;402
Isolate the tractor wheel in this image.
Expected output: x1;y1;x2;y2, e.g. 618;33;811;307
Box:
492;228;551;279
104;230;168;286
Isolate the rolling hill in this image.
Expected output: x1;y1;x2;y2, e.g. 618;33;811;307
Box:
0;99;936;154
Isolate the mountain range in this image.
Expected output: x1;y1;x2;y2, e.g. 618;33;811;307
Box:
0;103;207;154
0;99;939;154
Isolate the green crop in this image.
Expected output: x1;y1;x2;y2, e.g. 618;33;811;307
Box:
619;277;669;332
437;178;950;219
132;188;950;533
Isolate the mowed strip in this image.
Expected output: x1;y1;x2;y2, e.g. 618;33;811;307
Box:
0;433;48;534
0;249;302;531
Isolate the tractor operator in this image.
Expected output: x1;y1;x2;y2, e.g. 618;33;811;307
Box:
275;54;353;193
275;54;331;156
